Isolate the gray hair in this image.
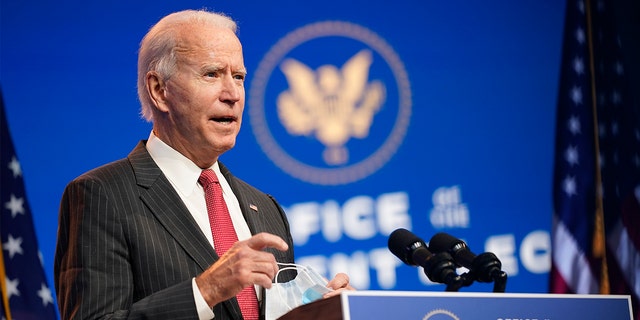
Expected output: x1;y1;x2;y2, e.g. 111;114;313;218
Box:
137;9;238;122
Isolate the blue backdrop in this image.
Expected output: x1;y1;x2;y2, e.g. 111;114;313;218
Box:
1;0;565;307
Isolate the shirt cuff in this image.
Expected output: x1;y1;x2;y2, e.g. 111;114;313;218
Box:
193;277;216;319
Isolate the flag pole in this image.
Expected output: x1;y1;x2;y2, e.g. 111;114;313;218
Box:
0;248;13;320
584;0;609;295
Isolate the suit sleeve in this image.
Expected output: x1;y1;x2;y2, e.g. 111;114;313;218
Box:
54;176;200;320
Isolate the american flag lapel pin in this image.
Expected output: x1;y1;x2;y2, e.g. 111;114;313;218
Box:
249;204;258;212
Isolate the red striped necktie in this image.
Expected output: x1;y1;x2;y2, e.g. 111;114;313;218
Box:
199;169;259;320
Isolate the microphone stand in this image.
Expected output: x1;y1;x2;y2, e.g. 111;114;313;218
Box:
419;251;463;292
447;252;508;293
472;252;507;293
491;270;507;293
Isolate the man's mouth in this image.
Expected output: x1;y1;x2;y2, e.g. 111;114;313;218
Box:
212;116;235;124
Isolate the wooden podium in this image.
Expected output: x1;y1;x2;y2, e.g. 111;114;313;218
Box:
278;290;633;320
278;294;342;320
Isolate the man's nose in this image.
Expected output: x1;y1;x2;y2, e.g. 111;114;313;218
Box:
220;76;242;103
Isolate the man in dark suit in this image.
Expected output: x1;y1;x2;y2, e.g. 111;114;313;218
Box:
54;9;352;320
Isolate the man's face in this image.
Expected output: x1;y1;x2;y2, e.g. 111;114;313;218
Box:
160;23;246;165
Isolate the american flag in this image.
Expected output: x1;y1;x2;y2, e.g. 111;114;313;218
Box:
550;0;640;319
0;89;58;319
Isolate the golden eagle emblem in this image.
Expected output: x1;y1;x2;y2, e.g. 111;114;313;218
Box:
277;49;386;165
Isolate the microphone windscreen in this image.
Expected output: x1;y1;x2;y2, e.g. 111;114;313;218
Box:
388;228;425;265
428;232;460;253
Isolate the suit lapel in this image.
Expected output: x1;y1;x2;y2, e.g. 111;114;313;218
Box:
128;141;216;270
128;141;243;318
219;162;262;235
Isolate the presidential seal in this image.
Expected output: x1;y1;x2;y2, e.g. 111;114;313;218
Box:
249;21;412;185
423;309;460;320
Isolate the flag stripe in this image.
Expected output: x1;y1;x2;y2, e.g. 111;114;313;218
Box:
552;217;598;293
609;221;640;303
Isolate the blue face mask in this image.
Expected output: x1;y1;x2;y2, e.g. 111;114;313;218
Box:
265;263;334;320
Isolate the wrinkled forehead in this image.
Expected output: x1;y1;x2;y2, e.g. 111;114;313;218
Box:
175;23;242;55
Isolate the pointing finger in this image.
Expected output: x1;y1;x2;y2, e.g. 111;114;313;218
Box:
246;232;289;252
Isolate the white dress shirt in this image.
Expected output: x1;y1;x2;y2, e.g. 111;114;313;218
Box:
146;131;256;319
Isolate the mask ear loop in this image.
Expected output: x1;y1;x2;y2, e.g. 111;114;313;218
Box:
276;262;310;279
274;266;299;311
276;262;307;270
274;266;300;284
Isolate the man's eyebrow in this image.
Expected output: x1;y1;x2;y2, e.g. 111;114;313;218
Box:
201;64;246;74
201;64;223;71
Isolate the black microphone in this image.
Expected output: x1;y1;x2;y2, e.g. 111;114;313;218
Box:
428;232;507;290
388;228;461;290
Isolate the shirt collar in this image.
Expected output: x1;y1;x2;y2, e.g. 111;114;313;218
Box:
146;131;222;196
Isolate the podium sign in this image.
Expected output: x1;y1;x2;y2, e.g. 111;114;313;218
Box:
280;291;633;320
342;291;632;320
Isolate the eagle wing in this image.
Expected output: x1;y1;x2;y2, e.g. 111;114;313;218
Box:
339;49;374;106
351;80;386;137
277;58;323;135
338;49;385;137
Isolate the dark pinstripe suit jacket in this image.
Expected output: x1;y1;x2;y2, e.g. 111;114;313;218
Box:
54;141;295;320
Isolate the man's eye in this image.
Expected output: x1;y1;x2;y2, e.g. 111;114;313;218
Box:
234;74;245;81
205;72;218;78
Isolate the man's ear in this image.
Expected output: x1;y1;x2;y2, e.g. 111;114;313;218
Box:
146;71;170;113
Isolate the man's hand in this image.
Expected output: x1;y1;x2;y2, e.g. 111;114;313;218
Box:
323;273;356;298
195;232;289;307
